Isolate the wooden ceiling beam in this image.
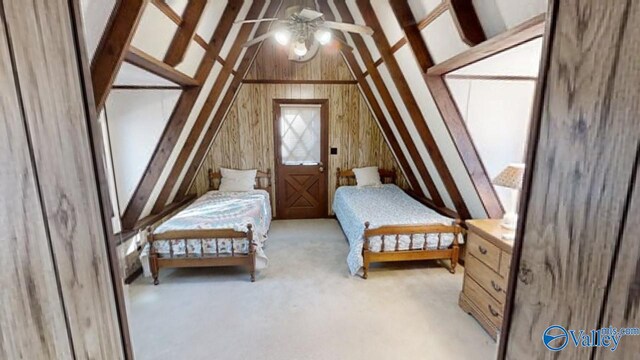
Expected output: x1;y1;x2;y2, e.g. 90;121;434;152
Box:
125;46;199;86
388;1;433;72
163;0;207;66
356;0;469;218
152;0;209;50
175;1;285;199
120;1;244;230
448;0;487;46
91;0;147;112
390;1;503;218
335;1;443;206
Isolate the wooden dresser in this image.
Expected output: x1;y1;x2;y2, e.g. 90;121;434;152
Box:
459;219;514;340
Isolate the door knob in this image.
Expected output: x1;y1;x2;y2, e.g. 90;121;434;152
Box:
318;162;324;173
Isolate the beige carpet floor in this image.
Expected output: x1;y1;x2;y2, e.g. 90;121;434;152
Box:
127;219;496;360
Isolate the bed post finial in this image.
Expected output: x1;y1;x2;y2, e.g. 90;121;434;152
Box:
246;223;256;282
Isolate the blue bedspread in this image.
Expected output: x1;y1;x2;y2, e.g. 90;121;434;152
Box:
332;184;460;275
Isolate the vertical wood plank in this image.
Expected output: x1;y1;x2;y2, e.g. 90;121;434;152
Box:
502;0;640;358
3;0;124;358
0;12;73;360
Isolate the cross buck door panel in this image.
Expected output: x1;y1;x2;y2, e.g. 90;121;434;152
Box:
274;100;328;219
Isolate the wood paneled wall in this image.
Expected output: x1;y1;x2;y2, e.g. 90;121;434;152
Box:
501;0;640;358
0;1;126;359
189;42;407;215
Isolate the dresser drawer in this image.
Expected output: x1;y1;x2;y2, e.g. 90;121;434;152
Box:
499;252;512;278
466;254;507;304
467;232;501;271
464;277;503;328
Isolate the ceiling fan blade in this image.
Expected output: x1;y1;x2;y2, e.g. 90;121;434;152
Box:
323;21;373;35
243;30;278;47
298;8;323;20
234;18;279;24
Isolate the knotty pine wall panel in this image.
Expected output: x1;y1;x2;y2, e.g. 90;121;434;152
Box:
189;83;407;215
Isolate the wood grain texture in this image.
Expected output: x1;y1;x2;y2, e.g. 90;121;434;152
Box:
163;0;207;66
3;0;125;358
0;13;73;360
502;0;640;358
189;82;407;216
448;0;487;46
91;0;147;111
120;1;243;229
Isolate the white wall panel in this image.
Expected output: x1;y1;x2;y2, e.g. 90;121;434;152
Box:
395;46;487;217
79;0;116;60
408;0;444;21
371;1;405;45
421;10;469;63
140;62;223;217
451;37;543;77
328;0;367;73
377;63;454;209
176;40;206;77
447;78;535;208
131;4;178;59
105;89;180;212
197;0;227;40
114;63;175;86
473;0;547;37
366;77;431;198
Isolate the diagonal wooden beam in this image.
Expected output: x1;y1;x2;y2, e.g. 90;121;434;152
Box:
389;1;502;218
175;1;285;199
355;0;470;218
388;1;433;72
334;2;444;207
316;0;424;197
163;0;207;66
448;0;486;46
151;0;272;213
120;1;244;229
91;0;148;112
125;46;199;86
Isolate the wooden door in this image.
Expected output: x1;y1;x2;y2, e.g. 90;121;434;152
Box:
274;99;329;219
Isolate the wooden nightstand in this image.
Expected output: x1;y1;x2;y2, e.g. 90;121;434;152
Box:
459;219;514;340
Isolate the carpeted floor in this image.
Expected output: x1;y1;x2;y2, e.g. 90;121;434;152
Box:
127;219;496;360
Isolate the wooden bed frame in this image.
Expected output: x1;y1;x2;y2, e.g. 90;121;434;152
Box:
336;168;463;279
147;169;272;284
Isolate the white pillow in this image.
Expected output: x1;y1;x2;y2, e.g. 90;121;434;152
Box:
218;168;257;192
353;166;382;187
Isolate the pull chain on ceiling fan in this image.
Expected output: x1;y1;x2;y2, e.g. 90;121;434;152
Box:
237;6;373;61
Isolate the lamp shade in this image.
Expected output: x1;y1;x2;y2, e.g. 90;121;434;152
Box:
493;163;525;189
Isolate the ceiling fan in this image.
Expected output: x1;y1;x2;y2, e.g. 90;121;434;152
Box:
237;6;373;61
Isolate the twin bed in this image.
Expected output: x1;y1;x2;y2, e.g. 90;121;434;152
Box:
146;167;462;283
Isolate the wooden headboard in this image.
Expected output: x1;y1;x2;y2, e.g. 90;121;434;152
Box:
336;167;396;187
208;169;272;192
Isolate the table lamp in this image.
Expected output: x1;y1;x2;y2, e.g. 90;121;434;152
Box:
493;163;525;239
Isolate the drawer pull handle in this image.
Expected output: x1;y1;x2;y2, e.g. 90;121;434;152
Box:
478;245;488;255
488;305;500;317
491;280;502;292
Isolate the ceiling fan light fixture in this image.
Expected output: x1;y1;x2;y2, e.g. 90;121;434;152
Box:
314;29;332;45
293;40;308;56
274;29;291;45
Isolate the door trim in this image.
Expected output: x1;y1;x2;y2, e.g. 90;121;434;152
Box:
273;99;329;219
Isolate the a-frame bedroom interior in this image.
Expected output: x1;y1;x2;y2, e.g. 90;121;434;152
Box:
1;0;639;359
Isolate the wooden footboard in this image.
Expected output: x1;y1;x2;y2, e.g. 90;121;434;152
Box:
147;224;256;284
362;221;463;279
